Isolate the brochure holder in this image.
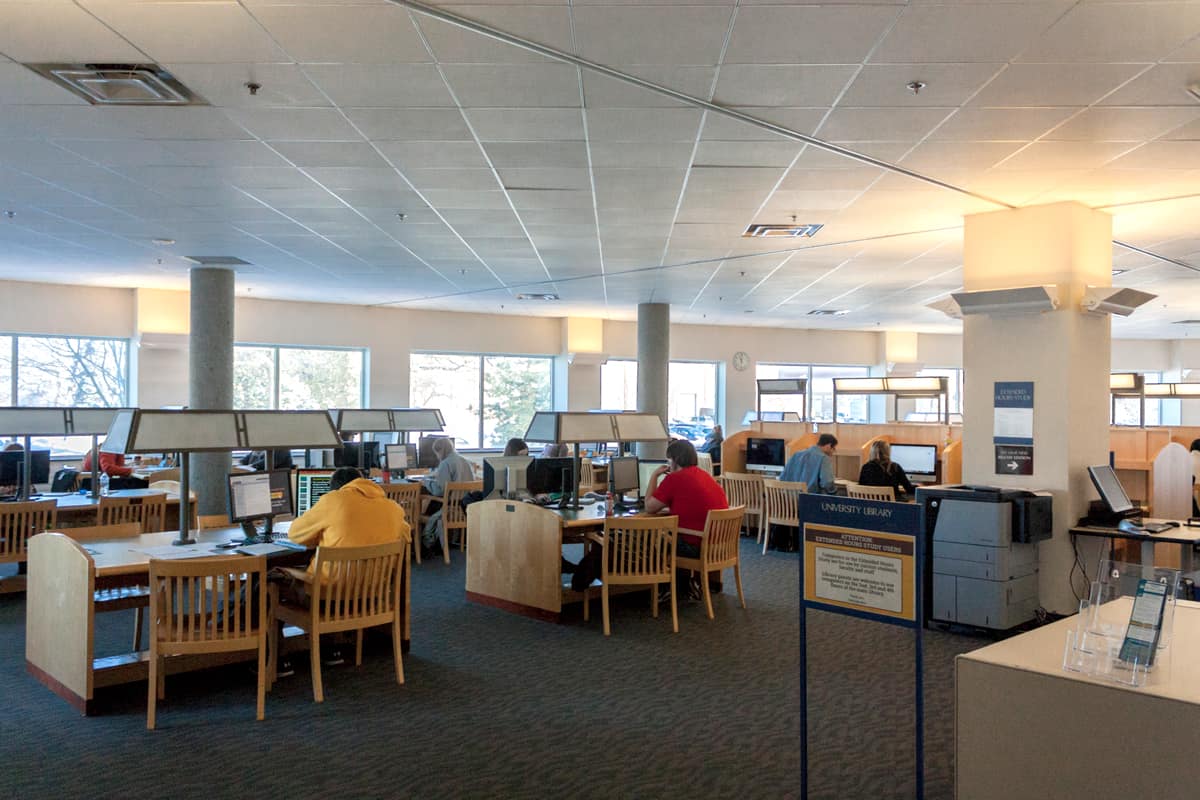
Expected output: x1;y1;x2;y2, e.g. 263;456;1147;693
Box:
1062;559;1181;687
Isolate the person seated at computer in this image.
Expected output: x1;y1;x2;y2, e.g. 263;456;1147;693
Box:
780;433;838;493
419;437;475;553
540;442;569;458
0;442;21;496
274;466;410;606
858;440;915;497
239;449;295;472
81;447;135;478
504;438;529;457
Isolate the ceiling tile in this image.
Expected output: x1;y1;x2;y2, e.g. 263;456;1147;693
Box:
224;108;363;142
1108;141;1200;170
270;141;390;169
251;5;429;63
344;108;473;140
164;63;329;108
0;62;87;104
586;108;702;142
404;168;502;192
725;6;904;65
466;108;584;141
700;107;828;141
1017;2;1200;63
815;107;954;142
870;2;1071;63
442;63;580;107
713;65;858;107
1046;107;1200;142
995;141;1141;171
929;107;1080;140
415;6;573;64
1099;63;1200;107
483;141;589;169
582;66;717;108
304;64;455;107
82;1;288;63
839;63;1005;107
377;141;490;170
969;63;1147;107
693;140;803;168
497;167;591;191
0;2;146;62
574;6;733;66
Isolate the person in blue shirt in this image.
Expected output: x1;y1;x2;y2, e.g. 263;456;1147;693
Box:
780;433;838;493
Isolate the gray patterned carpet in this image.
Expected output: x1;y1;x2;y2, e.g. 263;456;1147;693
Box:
0;541;990;799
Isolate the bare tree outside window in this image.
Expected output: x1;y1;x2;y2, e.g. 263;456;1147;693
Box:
234;346;275;409
0;336;11;401
16;335;128;406
411;354;481;448
233;345;364;410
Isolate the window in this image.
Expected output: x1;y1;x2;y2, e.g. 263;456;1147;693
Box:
0;333;130;456
1112;373;1178;426
913;368;964;417
756;363;871;422
410;353;553;449
234;344;365;410
598;359;720;443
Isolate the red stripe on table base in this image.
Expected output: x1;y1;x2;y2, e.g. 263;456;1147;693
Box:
466;591;560;623
26;660;91;715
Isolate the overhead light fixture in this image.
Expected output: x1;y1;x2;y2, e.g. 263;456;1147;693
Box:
183;255;252;266
1081;287;1156;317
926;296;962;320
1173;320;1200;325
152;238;175;246
516;293;559;301
942;286;1060;317
743;222;823;238
1111;269;1127;277
1109;373;1142;391
807;309;848;316
25;63;204;106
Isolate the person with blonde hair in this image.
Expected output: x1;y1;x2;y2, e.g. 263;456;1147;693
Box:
857;440;915;497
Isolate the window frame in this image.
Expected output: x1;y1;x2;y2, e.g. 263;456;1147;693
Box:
2;332;131;407
234;342;368;410
756;362;872;423
410;351;555;450
597;357;722;438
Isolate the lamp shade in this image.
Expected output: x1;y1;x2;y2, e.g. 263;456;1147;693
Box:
101;409;342;454
0;407;130;436
334;408;445;433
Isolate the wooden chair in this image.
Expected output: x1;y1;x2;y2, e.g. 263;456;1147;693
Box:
147;555;270;729
148;468;180;484
441;480;481;563
271;540;407;703
579;458;605;493
98;494;168;533
57;522;150;648
846;484;896;502
762;479;806;555
198;514;230;530
676;506;747;620
381;482;422;565
585;515;679;636
719;473;765;542
0;499;57;593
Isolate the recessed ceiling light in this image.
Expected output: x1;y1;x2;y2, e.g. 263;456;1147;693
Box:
515;293;559;301
25;63;203;106
152;238;175;246
807;309;848;316
743;222;822;238
1112;268;1127;276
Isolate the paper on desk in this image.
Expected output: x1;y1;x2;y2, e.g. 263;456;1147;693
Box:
135;544;219;560
236;543;296;557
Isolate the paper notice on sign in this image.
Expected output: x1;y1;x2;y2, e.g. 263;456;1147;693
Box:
813;546;903;613
993;407;1033;440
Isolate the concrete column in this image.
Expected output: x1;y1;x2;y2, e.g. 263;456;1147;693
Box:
961;202;1112;615
188;267;235;516
637;302;670;459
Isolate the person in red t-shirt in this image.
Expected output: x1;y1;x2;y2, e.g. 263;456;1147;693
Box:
646;439;729;598
81;448;134;477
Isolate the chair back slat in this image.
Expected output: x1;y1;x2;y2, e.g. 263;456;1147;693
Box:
443;481;482;527
150;556;267;647
381;482;421;524
702;506;745;567
601;515;678;584
720;473;764;511
763;480;806;526
846;484;896;502
99;494;168;533
0;499;58;563
309;541;405;627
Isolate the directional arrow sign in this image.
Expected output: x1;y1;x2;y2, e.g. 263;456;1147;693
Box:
995;445;1033;476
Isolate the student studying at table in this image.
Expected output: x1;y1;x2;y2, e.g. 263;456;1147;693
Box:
857;440;915;498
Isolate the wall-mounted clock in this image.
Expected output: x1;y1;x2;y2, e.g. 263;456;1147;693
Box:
732;351;750;372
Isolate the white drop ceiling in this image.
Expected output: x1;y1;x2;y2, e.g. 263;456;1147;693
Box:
0;0;1198;337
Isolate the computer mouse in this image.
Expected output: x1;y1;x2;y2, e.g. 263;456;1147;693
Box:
1117;519;1144;534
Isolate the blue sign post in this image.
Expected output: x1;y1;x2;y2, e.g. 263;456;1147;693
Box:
798;494;924;799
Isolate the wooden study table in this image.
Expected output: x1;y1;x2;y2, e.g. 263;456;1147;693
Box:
957;599;1200;799
1070;521;1200;573
465;499;638;622
47;488;194;529
25;521;413;714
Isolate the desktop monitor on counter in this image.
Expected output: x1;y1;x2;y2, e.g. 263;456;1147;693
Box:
483;455;533;498
890;444;939;484
527;457;573;496
385;443;417;472
609;455;639;510
745;438;786;473
227;469;293;540
0;449;50;486
295;468;336;515
334;440;380;469
417;436;440;470
638;459;667;499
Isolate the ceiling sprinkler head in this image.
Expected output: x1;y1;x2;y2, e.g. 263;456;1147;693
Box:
396;212;407;221
906;81;926;95
3;210;14;219
245;81;261;96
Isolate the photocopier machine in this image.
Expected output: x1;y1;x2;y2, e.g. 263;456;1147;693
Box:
915;485;1053;632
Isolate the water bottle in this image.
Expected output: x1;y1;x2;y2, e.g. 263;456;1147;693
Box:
99;473;110;496
605;491;613;516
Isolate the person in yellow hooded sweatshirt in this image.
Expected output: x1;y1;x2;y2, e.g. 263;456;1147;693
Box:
287;467;411;574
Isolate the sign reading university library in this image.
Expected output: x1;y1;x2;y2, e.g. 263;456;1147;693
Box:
799;496;919;624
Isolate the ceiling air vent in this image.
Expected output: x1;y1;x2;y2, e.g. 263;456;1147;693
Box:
807;309;847;317
516;293;559;301
743;222;823;238
25;63;205;106
1174;320;1200;325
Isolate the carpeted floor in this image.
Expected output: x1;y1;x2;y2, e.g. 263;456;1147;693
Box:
0;541;991;799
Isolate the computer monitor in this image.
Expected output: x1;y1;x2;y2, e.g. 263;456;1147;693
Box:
295;468;336;515
1088;464;1135;517
745;438;786;472
227;469;293;541
335;440;380;469
483;455;533;498
385;443;417;472
0;449;51;488
417;436;440;469
528;457;572;496
638;459;667;499
609;455;639;510
890;444;939;483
